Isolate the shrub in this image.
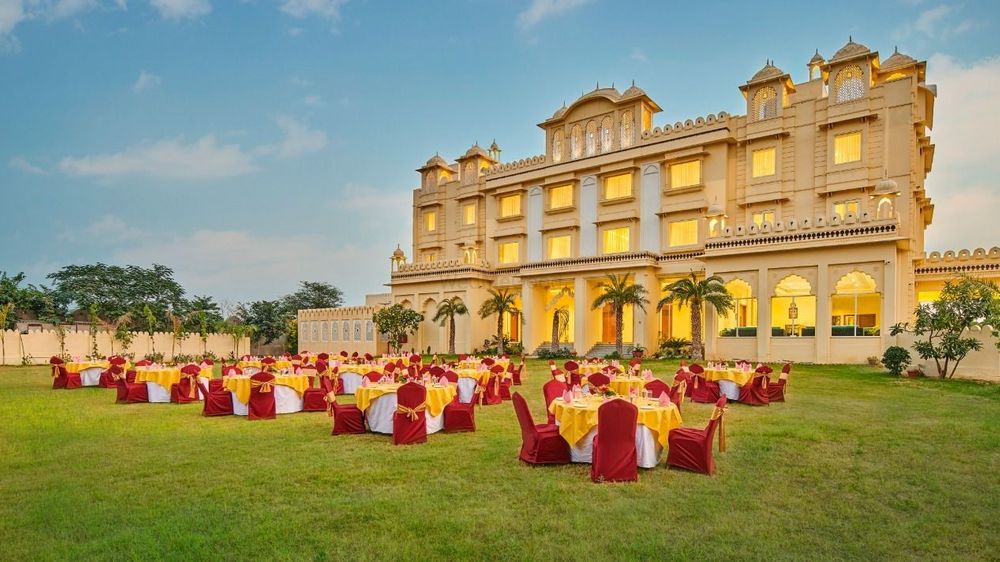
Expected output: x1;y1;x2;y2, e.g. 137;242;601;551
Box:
881;346;911;377
481;335;523;356
658;337;691;358
603;351;623;360
537;347;576;360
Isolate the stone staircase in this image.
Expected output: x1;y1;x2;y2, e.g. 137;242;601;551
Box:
532;341;575;355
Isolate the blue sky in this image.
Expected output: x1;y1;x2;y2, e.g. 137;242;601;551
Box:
2;0;999;305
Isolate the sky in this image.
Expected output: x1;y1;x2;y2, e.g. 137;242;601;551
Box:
2;0;999;306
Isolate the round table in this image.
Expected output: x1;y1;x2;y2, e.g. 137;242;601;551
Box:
355;383;457;434
66;361;110;387
608;377;650;396
548;396;683;468
238;360;294;373
134;366;213;403
223;375;312;415
452;369;490;403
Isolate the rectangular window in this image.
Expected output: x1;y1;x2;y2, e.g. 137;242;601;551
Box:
331;320;338;341
499;194;521;218
299;322;308;342
424;211;437;232
423;252;437;263
752;147;776;178
548;184;573;209
547;235;571;259
832;293;881;336
833;200;860;220
834;132;862;164
498;241;519;264
603;173;632;200
752;210;775;226
668;219;698;247
602;227;630;254
462;203;476;225
669;161;701;188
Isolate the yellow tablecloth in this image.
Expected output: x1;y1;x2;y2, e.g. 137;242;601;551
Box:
704;368;754;386
66;361;110;373
577;364;607;375
223;374;312;405
548;396;682;448
339;364;383;376
608;377;649;396
454;368;490;383
457;358;510;370
354;383;457;417
238;360;294;371
134;366;213;389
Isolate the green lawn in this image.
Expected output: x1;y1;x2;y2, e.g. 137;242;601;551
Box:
1;361;998;561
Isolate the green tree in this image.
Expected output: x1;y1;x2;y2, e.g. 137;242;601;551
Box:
238;300;287;354
432;297;468;354
0;303;13;365
87;303;102;359
168;310;188;359
281;281;344;313
478;288;519;355
108;312;134;356
222;321;255;358
546;287;573;352
284;318;298;353
142;304;157;354
591;273;650;356
373;304;423;354
658;272;734;360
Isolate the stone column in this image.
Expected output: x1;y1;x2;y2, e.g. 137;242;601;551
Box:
574;276;589;355
816;263;830;363
757;266;770;362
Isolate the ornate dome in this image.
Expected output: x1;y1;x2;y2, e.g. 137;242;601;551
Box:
462;144;489;159
705;198;725;218
551;103;567;119
392;244;406;259
881;47;917;71
874;174;899;196
621;81;646;98
489;140;500;152
749;60;785;83
831;37;870;61
808;49;825;66
424;154;448;168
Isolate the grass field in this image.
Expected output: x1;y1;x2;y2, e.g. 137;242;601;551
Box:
1;360;998;561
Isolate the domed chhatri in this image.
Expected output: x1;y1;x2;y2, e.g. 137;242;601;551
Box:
462;144;490;160
621;80;646;99
881;46;917;71
808;49;825;66
831;36;871;61
424;153;449;168
392;244;406;259
874;174;900;196
749;59;786;83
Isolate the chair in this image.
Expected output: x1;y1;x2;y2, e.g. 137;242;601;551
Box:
247;372;276;420
393;382;428;445
512;393;570;465
689;370;720;404
441;370;458;384
768;364;791;402
738;374;770;406
644;379;670;398
216;364;241;392
317;353;330;361
195;381;233;416
51;364;82;390
364;353;374;362
171;364;202;403
666;396;728;475
115;371;148;403
669;380;687;414
498;365;513;401
510;361;524;386
591;399;639;483
588;372;611;388
542;379;568;425
302;371;333;412
481;365;505;406
443;386;482;433
364;371;383;383
409;354;422;366
134;359;152;367
326;377;366;434
482;357;495;367
100;365;124;389
673;369;692;393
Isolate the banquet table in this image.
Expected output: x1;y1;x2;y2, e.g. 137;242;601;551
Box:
66;361;110;387
355;383;457;435
238;360;294;373
452;368;491;403
607;377;650;396
577;363;609;375
223;374;312;415
457;358;510;370
134;366;214;403
549;396;683;468
703;367;755;386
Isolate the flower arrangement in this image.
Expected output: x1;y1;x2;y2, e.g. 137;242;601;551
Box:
597;384;616;398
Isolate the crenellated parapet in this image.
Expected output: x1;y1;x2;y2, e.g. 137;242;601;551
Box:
916;247;1000;277
298;305;382;319
705;213;899;253
397;258;491;273
483;155;547;178
640;112;732;140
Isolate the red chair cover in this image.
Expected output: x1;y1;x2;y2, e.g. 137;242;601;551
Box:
261;356;276;366
302;374;331;412
738;374;770;406
564;360;579;372
587;373;611;388
409;354;421;365
542;379;568;425
688;363;705;375
481;365;504;406
429;365;445;378
195;381;233;416
510;362;524;386
364;371;383;383
689;374;720;403
442;371;458;384
115;372;148;403
135;359;152;367
171;364;202;403
512;393;570;464
482;357;495;367
318;353;330;361
392;382;427;445
247;372;276;420
768;370;789;402
364;353;373;361
98;366;118;388
666;396;727;475
643;379;669;398
51;365;82;390
591;399;638;483
49;356;64;365
125;369;137;383
669;380;687;414
444;387;481;432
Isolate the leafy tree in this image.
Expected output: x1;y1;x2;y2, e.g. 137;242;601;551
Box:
373;304;423;354
87;304;102;359
142;304;157;354
184;295;223;331
658;272;734;360
591;273;649;356
238;300;287;353
221;321;255;358
432;297;468;354
284;318;298;353
167;310;188;359
282;281;344;313
550;308;570;352
0;303;13;365
108;312;134;356
478;288;519;355
891;276;998;378
881;346;911;377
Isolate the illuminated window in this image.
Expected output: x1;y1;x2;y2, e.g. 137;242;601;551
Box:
719;279;758;337
463;203;476;225
600;116;613;153
424;211;437;232
833;200;860;221
668;219;698;247
549;184;573;210
620;110;634;149
751;87;777;121
423;252;437;263
570;125;583;159
602;227;630;254
669;160;701;188
835;65;865;103
877;196;894;219
752;210;775;227
752;148;776;178
832;271;880;336
642;109;652;132
709;218;723;237
771;275;816;337
585;121;597;156
885;71;908;82
498;241;519;264
499;194;522;218
552;130;563;163
547;235;571;259
604;173;632;200
834;131;862;164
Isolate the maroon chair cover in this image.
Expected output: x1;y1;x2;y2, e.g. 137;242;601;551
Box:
409;354;421;365
302;373;332;412
510;362;524;386
587;373;611;388
52;365;82;390
134;359;152;367
481;365;505;406
125;369;137;383
482;357;495;367
318;353;330;361
768;368;790;402
195;381;233;416
247;372;276;420
512;393;570;465
429;365;445;378
669;380;687;414
364;353;374;361
199;358;214;366
498;364;513;401
171;364;202;403
689;374;720;404
442;371;459;384
591;399;639;483
324;377;366;434
49;356;64;365
563;360;579;372
364;371;382;383
98;366;119;388
673;370;692;392
393;382;428;445
115;371;148;403
542;379;568;425
666;396;728;475
688;363;705;375
643;379;669;398
738;374;770;406
443;386;481;433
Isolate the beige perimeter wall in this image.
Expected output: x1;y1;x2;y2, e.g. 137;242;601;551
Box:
894;326;1000;383
0;329;251;365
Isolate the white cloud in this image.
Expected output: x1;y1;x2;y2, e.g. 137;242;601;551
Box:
516;0;589;30
924;53;1000;251
9;155;47;174
256;115;328;159
149;0;210;20
914;4;951;35
895;3;984;40
0;1;25;35
131;70;161;93
61;214;145;243
286;26;303;36
303;94;320;106
279;0;346;20
629;47;647;63
58;134;257;180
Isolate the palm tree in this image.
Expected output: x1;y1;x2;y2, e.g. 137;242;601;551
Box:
591;273;649;355
658;272;734;360
550;308;570;352
432;297;468;355
478;288;518;355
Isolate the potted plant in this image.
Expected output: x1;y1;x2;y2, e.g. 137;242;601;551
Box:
632;346;645;359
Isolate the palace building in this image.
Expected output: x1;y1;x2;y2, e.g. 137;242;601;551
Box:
299;39;1000;363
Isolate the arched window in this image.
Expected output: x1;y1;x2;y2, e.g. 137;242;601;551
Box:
570;124;583;159
832;271;880;336
423;173;432;189
585;121;598;156
342;320;350;341
751;87;778;121
464;162;474;181
299;322;308;342
552;130;564;163
620;110;634;149
600;116;613;153
708;218;723;237
311;321;319;342
331;319;338;341
877;197;894;219
771;275;816;337
835;64;865;103
321;321;329;341
719;279;757;337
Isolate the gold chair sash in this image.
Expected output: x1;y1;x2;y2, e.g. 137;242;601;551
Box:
710;405;728;452
182;373;199;398
250;379;274;393
675;380;687;402
323;391;338;414
395;402;427;421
